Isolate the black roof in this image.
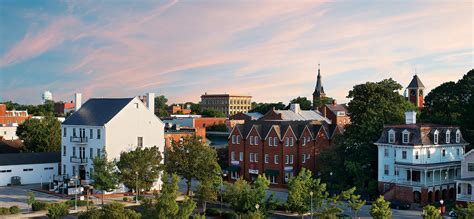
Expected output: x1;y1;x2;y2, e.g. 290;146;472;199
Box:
407;75;425;89
0;152;60;166
63;98;133;126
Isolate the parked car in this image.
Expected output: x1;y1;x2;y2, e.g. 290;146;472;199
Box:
389;200;411;210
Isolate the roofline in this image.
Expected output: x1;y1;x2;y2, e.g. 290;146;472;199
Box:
264;125;281;140
246;125;262;139
299;125;314;140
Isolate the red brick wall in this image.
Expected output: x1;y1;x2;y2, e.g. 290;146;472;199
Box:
394;185;414;203
228;127;245;179
245;127;262;180
299;127;315;172
194;118;227;129
263;128;282;185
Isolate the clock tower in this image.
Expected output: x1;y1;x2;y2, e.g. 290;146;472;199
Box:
406;74;425;109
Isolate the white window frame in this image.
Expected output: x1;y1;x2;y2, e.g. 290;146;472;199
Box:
254;136;259;145
285;138;289;147
273;138;277;146
290;155;294;164
236;135;240;144
264;154;269;163
434;130;439;144
402;151;407;159
427;149;431;158
415;151;419;159
290;137;294;147
388;130;395;143
250;136;254;145
384;165;389;175
384;148;389;157
255;153;258;163
268;137;273;146
268;175;277;184
402;130;410;144
249;153;254;162
446;130;451;144
285;155;289;164
231;171;239;180
302;154;306;163
232;135;236;144
274;155;279;164
239;152;243;161
456;130;461;143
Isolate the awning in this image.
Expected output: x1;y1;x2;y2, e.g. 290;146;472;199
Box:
227;165;241;172
265;169;279;176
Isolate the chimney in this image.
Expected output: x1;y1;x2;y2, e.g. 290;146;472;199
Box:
290;103;301;114
74;93;82;111
332;99;337;105
405;111;416;124
147;93;155;113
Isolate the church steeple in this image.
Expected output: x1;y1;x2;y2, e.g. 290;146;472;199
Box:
406;74;425;109
313;64;326;109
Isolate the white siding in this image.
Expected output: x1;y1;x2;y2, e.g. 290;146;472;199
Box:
0;163;58;186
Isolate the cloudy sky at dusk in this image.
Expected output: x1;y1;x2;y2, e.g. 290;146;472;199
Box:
0;0;472;105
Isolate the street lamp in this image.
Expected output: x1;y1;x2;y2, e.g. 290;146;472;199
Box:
255;203;260;215
220;171;227;216
135;171;139;204
440;199;445;215
310;191;314;219
74;175;78;211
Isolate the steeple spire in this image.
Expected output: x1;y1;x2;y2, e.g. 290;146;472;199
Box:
313;64;324;98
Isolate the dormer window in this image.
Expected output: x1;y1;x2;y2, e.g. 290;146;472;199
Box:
434;130;439;144
446;130;451;144
456;130;461;143
388;130;395;143
402;130;410;144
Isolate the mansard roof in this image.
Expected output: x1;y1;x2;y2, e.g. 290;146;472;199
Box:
376;124;468;146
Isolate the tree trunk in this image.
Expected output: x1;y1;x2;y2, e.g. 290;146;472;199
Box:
186;179;191;196
203;201;207;213
101;190;104;206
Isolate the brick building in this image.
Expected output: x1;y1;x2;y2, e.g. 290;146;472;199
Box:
0;104;30;126
54;101;75;115
227;120;333;187
164;124;206;149
319;100;351;126
201;93;252;116
168;104;192;115
375;112;469;205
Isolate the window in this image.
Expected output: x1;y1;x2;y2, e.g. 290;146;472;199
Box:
469;184;472;195
90;129;93;139
250;153;254;162
254;136;259;144
427;149;431;158
72;166;76;176
384;148;389;157
73;128;76;137
232;135;236;144
239;152;243;161
402;131;409;144
265;154;269;163
273;138;277;146
302;154;306;163
446;130;451;144
394;149;397;158
290;137;294;146
236;136;240;144
44;167;53;170
268;137;273;146
255;153;258;162
285;155;289;164
402;151;407;159
23;168;33;172
97;148;101;158
468;163;474;172
63;128;67;137
290;155;294;164
415;151;419;160
388;130;395;143
250;136;254;145
456;130;461;143
268;175;277;184
63;164;66;175
384;165;389;175
434;130;439;144
97;129;101;139
231;171;239;180
231;151;235;161
73;147;76;157
457;148;460;156
442;149;446;157
138;137;143;147
63;146;66;156
284;172;293;183
0;170;12;173
274;155;279;164
90;148;93;159
285;138;289;147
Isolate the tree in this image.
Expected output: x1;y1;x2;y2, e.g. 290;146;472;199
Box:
422;205;440;219
369;195;392;218
287;168;318;215
223;175;269;215
16;116;61;152
91;151;120;205
154;95;170;117
201;109;226;118
116;146;163;198
341;187;366;218
26;192;35;210
165;135;221;195
313;96;334;109
421;70;474;150
185;102;201;114
289;96;312;110
177;197;197;219
314;194;342;219
319;78;415;195
79;202;140;219
453;202;474;218
196;178;218;213
250;102;286;114
47;203;69;219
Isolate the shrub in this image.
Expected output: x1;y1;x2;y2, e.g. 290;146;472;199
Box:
64;200;92;207
0;207;10;215
78;207;103;219
132;196;145;201
222;211;238;219
32;201;50;211
123;197;129;202
47;203;69;219
205;208;221;216
9;206;20;214
79;202;140;219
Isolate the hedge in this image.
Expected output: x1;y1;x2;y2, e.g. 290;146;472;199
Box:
65;200;92;207
32;201;51;211
0;207;9;215
9;206;20;214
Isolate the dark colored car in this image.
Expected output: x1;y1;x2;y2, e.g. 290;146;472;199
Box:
389;200;411;210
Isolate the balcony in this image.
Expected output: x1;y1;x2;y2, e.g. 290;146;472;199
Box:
70;136;88;143
456;194;473;202
70;156;88;164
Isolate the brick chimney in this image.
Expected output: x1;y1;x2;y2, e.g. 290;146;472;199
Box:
332;99;337;105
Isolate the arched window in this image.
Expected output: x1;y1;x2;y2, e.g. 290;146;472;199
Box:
446;130;451;144
402;130;410;144
456;130;461;143
434;130;439;144
388;129;395;143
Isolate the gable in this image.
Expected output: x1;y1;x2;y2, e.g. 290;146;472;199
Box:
282;125;296;139
246;125;261;139
228;125;243;139
265;125;281;140
299;125;314;140
63;98;134;126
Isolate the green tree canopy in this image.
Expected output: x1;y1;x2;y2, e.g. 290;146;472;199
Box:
341;187;366;218
1;100;55;116
91;151;120;205
369;195;392;218
289;96;312;110
165;135;221;195
116;146;163;195
16;116;61;152
421;69;474;150
287;168;328;216
422;205;440;219
224;175;269;215
201;109;226;118
313;96;334;109
154;95;170;117
250;102;286;114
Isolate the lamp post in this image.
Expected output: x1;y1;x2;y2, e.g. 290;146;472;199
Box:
310;191;314;219
74;175;78;211
255;203;260;215
440;199;445;215
220;171;227;216
135;171;139;204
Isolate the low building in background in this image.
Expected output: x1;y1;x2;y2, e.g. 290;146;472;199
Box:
319;100;350;126
0;137;23;153
455;150;474;203
201;93;252;116
0;124;19;140
0;152;60;186
376;111;469;205
260;103;331;123
54;101;75;115
168;104;192;115
0;104;30;126
164;124;206;149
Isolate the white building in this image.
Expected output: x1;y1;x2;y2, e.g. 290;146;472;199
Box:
60;93;164;191
375;111;469;205
455;150;474;203
0;124;18;140
0;152;60;186
42;91;53;103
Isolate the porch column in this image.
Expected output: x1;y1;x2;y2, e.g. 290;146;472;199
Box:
471;182;474;201
432;169;435;186
424;169;427;186
410;168;413;186
439;168;442;184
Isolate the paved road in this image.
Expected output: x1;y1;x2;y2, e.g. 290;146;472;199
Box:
0;184;68;212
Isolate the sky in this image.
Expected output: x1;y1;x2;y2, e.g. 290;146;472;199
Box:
0;0;473;105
